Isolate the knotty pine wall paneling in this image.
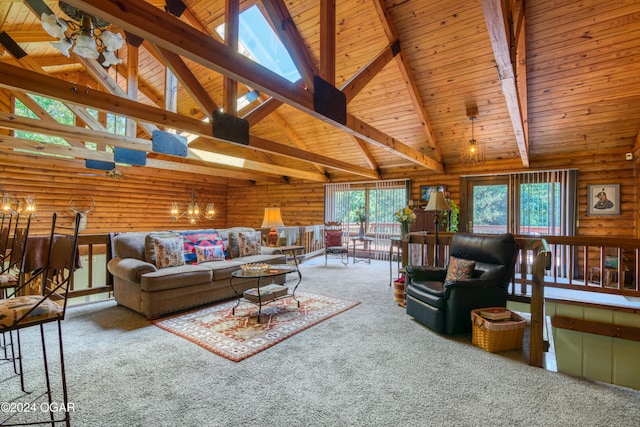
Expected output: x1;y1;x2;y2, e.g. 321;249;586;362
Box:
0;151;229;236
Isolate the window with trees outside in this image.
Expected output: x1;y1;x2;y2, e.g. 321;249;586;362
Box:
325;180;410;260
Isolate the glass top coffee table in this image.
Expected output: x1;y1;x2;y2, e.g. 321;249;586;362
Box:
230;264;301;322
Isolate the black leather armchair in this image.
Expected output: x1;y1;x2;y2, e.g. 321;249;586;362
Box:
405;233;519;335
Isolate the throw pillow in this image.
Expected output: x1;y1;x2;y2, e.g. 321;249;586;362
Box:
145;232;180;264
325;230;343;247
176;229;224;263
153;236;185;269
227;231;240;259
195;244;226;263
444;257;475;285
238;231;261;257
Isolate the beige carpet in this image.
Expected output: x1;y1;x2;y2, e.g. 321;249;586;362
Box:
153;291;360;362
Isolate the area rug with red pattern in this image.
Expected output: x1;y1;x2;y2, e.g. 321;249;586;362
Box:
153;292;360;362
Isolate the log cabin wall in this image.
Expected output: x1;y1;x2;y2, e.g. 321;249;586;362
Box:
1;147;634;238
227;151;637;238
0;151;229;236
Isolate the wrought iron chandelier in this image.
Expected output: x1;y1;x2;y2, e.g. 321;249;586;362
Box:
170;189;215;224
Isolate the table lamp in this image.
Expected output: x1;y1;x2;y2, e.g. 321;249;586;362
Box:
262;207;284;247
424;191;450;266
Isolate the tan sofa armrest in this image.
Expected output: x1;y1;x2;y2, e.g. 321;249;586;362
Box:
261;246;283;255
108;258;157;282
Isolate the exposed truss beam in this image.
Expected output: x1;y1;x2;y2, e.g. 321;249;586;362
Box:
319;0;336;85
0;113;326;181
0;64;372;178
480;0;530;167
62;0;439;172
340;41;399;104
371;0;442;163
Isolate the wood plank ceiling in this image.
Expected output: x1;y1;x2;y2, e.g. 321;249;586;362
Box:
0;0;638;184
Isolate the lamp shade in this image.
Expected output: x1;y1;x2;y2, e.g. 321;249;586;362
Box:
261;207;284;228
424;191;450;212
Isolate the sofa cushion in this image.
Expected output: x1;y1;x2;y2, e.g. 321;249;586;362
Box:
140;264;212;292
175;229;225;263
200;260;243;281
195;244;225;263
238;231;261;256
444;257;475;285
153;236;185;269
145;232;180;264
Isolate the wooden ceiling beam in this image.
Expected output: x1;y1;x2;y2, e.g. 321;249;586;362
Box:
65;0;437;171
346;114;443;173
319;0;336;85
243;98;283;127
0;113;324;181
10;90;84;147
0;133;280;182
340;41;399;103
480;0;530;167
370;0;442;163
223;0;239;116
147;44;219;119
353;136;379;172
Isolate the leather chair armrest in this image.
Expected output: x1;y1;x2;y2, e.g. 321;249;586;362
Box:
405;265;446;283
107;257;157;282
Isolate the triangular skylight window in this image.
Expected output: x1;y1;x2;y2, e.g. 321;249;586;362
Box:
216;5;301;83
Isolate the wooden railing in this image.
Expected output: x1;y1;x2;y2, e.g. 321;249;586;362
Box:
400;232;640;298
65;231;640;309
69;234;113;301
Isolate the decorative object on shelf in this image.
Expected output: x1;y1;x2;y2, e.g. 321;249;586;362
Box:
424;190;450;266
170;189;215;224
461;107;485;164
393;206;416;238
586;183;620;216
261;207;284;247
354;205;368;238
69;196;95;231
41;2;125;66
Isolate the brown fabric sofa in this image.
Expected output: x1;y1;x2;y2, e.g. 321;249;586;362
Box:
107;227;287;319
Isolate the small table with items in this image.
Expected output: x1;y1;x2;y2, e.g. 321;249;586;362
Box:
230;264;301;322
351;237;375;264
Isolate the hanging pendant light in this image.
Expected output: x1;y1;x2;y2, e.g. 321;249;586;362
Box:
461;107;485;164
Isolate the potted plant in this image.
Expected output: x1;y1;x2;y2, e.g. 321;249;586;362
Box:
440;198;459;232
355;205;368;238
393;206;416;238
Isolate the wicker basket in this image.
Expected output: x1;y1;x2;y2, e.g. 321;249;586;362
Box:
471;308;526;353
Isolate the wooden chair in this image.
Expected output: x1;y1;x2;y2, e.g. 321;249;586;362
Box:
0;212;80;426
0;214;31;375
0;214;31;298
324;221;349;266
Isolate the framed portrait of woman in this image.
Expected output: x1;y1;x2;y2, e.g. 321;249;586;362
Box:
587;184;620;216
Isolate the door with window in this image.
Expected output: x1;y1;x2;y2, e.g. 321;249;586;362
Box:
460;177;509;234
